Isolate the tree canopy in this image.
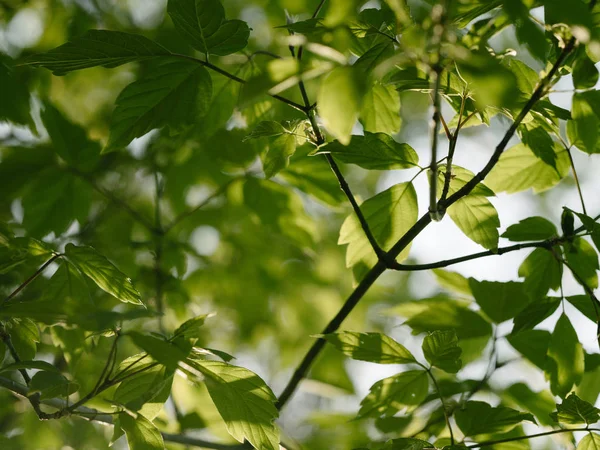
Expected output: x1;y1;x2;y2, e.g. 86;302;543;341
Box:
1;0;600;449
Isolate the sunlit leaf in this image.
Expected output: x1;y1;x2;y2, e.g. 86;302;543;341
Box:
322;331;416;364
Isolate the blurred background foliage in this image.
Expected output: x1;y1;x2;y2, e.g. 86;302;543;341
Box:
1;0;600;449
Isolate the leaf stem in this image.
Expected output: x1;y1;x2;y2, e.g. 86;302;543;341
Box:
426;367;455;445
566;145;587;215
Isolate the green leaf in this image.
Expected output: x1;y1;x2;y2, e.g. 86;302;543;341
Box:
360;82;401;134
106;58;212;151
566;295;599;323
314;132;418;170
186;360;279;450
392;298;492;339
339;182;418;281
358;370;429;418
577;433;600;450
322;331;416;364
562;208;576;238
29;371;78;400
503;383;556;426
173;314;212;340
565;238;599;289
501;217;558;241
40;103;101;171
382;438;433;450
437;166;495;198
550;393;600;425
65;244;143;305
518;248;562;299
485;143;569;193
0;360;61;374
518;121;557;169
512;297;562;333
22;170;91;238
129;332;189;370
0;55;33;128
263;133;297;178
507;330;550;370
120;414;165;450
469;279;533;323
573;50;599;89
9;318;39;361
455;401;536;437
244;121;288;140
572;211;600;253
113;365;173;421
432;269;472;296
280;150;346;206
568;92;600;154
317;66;367;145
447;195;500;250
422;330;462;373
167;0;250;56
545;313;585;398
22;30;171;75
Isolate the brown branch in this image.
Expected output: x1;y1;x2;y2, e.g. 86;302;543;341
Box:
275;34;579;412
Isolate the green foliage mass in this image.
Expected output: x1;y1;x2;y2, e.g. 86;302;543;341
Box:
1;0;600;449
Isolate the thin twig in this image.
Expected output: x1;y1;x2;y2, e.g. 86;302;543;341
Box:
390;240;557;271
424;366;455;445
439;92;467;204
2;253;62;304
164;178;238;233
467;427;600;448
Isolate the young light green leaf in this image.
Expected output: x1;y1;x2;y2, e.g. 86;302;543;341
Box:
358;370;429;418
360;82;401;134
577;433;600;450
447;195;500;250
106;58;212;151
65;244;143;305
244;121;288;140
432;269;472;296
545;314;585;398
314;132;418;170
469;279;533;323
501;217;558;241
167;0;250;56
120;414;165;450
339;182;418;281
550;393;600;425
422;330;462;373
263;133;297;178
29;371;78;400
186;360;280;450
321;331;416;364
455;401;536;437
486;143;569;193
318;66;367;145
437;166;495;197
22;30;172;75
518;248;562;299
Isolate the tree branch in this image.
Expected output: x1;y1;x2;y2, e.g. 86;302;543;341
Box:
0;376;248;449
275;33;579;411
390;240;556;271
467;427;600;448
